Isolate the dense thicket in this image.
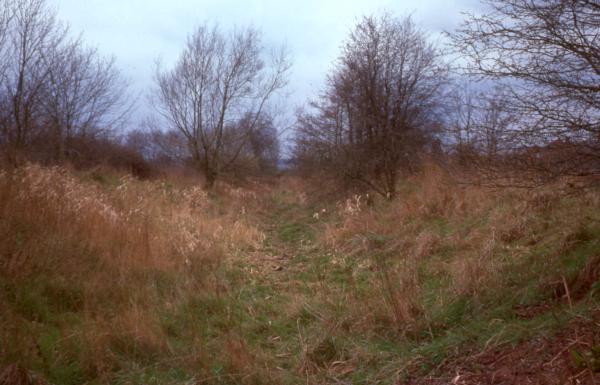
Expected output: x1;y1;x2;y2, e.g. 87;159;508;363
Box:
294;15;447;199
448;0;600;184
0;0;130;166
1;0;598;191
152;24;290;187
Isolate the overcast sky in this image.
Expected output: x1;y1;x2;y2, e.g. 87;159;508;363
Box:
49;0;482;127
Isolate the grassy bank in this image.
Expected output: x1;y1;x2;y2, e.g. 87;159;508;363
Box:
1;164;599;384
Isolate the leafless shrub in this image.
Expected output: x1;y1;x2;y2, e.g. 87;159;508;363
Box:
39;40;131;162
0;0;67;163
448;0;600;187
0;0;131;166
294;14;448;199
152;24;290;188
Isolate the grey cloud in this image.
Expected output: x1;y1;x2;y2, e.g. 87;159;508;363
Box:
50;0;482;125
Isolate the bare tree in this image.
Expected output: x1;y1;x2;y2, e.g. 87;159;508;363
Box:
225;112;280;175
247;114;279;173
0;0;14;82
448;82;476;162
0;0;131;165
0;0;67;163
126;125;189;166
295;14;447;199
449;0;600;180
153;24;290;188
453;85;517;159
39;39;131;161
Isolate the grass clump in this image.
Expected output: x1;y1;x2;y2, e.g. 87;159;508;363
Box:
1;163;599;384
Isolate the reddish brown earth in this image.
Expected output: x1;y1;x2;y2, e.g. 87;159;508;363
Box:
403;307;600;385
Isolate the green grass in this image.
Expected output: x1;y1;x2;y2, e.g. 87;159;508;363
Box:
2;171;600;384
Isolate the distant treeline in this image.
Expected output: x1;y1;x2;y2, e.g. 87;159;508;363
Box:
0;0;598;193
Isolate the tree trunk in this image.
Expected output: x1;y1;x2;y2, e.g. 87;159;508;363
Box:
202;161;218;190
384;166;397;200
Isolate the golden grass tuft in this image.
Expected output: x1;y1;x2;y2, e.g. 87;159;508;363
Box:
319;162;600;333
2;162;599;384
0;163;266;378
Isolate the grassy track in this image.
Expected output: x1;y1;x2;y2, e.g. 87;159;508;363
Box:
1;165;599;384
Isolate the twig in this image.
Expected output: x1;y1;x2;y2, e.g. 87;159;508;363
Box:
562;275;573;309
569;369;589;382
544;339;579;367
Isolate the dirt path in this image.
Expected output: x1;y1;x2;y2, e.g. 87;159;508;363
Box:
241;188;318;276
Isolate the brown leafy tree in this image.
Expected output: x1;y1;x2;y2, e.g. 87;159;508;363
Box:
295;14;447;199
153;24;290;188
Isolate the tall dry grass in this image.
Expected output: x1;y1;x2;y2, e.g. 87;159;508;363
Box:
0;164;265;378
321;163;600;333
1;162;598;384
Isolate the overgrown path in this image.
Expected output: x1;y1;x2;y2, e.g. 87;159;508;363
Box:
226;184;600;384
225;186;392;383
3;167;600;385
236;188;320;281
220;187;338;382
